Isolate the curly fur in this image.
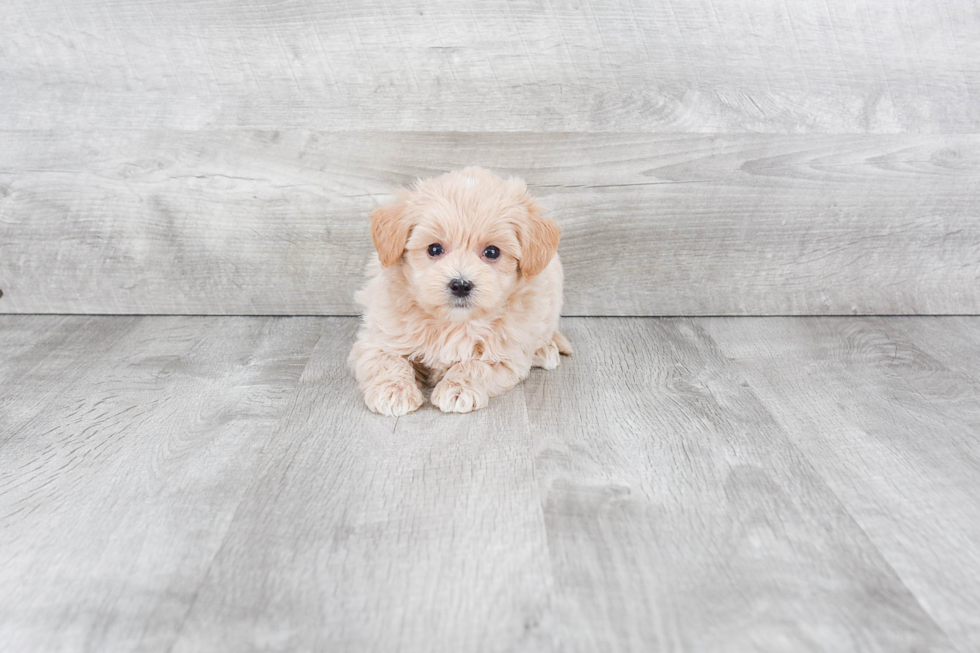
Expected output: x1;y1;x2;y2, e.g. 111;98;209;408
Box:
349;167;571;415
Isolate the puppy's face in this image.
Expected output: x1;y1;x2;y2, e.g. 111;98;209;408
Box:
370;168;560;321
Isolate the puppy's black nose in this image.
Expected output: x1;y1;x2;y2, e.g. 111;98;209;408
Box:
449;278;474;298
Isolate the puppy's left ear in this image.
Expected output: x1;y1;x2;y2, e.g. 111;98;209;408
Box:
369;200;411;267
516;198;561;280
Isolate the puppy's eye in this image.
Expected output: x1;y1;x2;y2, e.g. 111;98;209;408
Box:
483;245;500;260
427;243;444;257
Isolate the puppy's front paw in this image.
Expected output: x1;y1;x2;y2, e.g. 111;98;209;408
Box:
431;379;489;414
363;379;424;416
532;340;561;370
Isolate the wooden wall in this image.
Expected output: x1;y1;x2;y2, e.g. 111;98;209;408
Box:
1;0;978;315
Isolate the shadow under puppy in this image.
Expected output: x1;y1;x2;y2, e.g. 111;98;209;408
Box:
349;167;571;415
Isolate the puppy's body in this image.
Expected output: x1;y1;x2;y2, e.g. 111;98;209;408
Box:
353;252;565;386
349;168;570;415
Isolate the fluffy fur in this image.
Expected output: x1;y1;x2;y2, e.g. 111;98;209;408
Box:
349;167;571;415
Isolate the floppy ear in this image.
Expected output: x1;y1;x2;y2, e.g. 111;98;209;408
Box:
516;199;561;280
369;201;411;267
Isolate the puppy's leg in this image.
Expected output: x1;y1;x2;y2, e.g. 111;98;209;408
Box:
352;348;424;416
553;330;573;355
431;360;526;414
532;331;573;370
532;340;561;370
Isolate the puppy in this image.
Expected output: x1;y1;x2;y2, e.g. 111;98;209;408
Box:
349;167;571;416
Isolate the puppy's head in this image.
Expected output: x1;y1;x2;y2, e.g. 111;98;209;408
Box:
370;167;560;321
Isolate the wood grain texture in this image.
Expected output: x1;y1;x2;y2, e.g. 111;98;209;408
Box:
168;320;554;653
2;132;978;316
0;315;322;652
523;318;957;652
0;315;138;446
3;315;979;651
884;316;980;378
705;316;980;645
2;0;978;132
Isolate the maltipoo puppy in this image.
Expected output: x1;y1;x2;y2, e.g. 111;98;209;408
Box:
349;167;571;415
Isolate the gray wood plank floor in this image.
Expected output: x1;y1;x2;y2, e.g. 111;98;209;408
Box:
1;315;978;652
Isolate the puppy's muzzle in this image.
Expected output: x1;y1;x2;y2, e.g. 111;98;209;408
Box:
449;277;474;298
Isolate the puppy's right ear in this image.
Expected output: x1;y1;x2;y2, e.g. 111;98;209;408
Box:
369;200;411;267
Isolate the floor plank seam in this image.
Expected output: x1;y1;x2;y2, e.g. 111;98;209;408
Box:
163;327;326;652
714;341;967;650
519;380;564;652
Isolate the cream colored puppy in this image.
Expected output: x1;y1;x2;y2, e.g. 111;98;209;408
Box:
349;167;571;416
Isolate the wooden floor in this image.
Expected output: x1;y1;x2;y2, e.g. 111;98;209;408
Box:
1;315;978;652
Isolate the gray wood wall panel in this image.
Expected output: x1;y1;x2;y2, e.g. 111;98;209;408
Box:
3;0;979;315
3;0;978;132
2;132;978;315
